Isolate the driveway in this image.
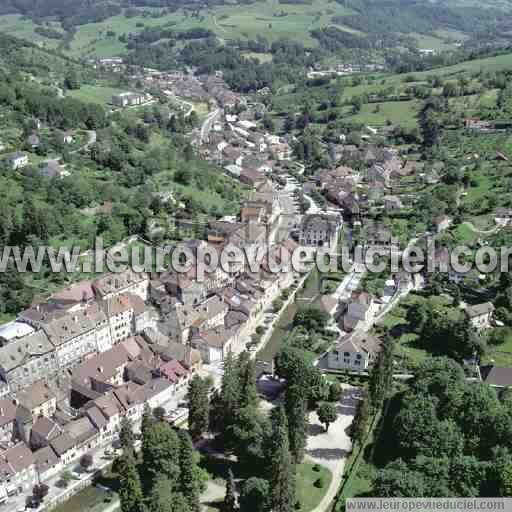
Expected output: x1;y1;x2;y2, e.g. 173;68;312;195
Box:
201;480;225;511
305;385;362;512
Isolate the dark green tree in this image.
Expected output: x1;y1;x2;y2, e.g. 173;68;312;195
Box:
269;406;296;512
148;476;191;512
178;432;202;512
239;478;270;512
116;450;145;512
119;416;135;453
141;402;154;436
223;469;237;512
238;352;259;410
142;421;181;486
317;402;337;432
284;384;307;464
188;375;211;440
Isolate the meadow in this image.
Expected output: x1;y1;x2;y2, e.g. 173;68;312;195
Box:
0;0;357;58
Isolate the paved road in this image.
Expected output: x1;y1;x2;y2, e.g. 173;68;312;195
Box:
304;193;322;214
333;263;366;302
307;386;362;512
462;221;501;236
200;108;221;144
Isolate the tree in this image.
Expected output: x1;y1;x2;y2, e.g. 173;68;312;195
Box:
293;307;329;333
211;351;240;437
80;453;94;472
178;431;202;512
141;402;154;436
284;385;308;464
269;406;296;512
350;398;370;444
148;476;191;512
368;337;395;411
117;450;145;512
239;478;270;512
153;406;166;422
238;352;259;410
223;469;237;512
263;114;274;132
188;375;211;439
283;114;295;133
328;382;342;402
32;484;49;503
119;416;135;452
59;471;74;488
142;421;181;486
317;402;337;432
64;69;81;90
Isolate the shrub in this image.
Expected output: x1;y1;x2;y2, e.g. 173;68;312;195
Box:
314;477;324;488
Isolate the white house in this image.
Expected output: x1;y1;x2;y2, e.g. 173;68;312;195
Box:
0;443;38;500
327;333;382;371
1;152;29;170
464;302;495;330
93;270;149;302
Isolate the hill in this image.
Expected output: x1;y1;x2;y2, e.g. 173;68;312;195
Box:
1;0;512;60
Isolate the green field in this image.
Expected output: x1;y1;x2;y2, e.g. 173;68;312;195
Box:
482;333;512;366
346;99;421;128
412;33;457;52
296;462;333;512
0;0;357;58
0;15;62;51
67;84;126;105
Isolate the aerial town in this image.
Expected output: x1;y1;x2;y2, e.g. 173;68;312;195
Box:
1;2;512;510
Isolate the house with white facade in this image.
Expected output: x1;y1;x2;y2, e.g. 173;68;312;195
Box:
93;269;149;302
464;302;495;331
0;331;59;392
327;333;382;371
0;399;17;443
42;309;104;369
0;443;38;501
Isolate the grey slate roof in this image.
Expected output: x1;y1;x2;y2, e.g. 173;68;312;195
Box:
0;330;54;372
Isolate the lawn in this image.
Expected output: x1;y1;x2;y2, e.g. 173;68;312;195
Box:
0;15;62;51
258;269;321;362
296;461;333;512
451;223;478;245
482;333;512;366
51;485;118;512
0;313;15;325
67;84;126;106
345;100;420;129
411;33;455;51
241;51;273;63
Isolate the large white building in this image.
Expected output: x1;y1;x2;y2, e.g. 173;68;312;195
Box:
327;333;382;371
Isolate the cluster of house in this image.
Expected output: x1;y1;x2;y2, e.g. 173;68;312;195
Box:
0;118;75;173
138;69;244;107
200;110;293;187
325;296;497;373
307;62;385;78
0;165;305;502
314;145;423;220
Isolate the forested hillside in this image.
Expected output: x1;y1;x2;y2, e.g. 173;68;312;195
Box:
0;33;241;320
